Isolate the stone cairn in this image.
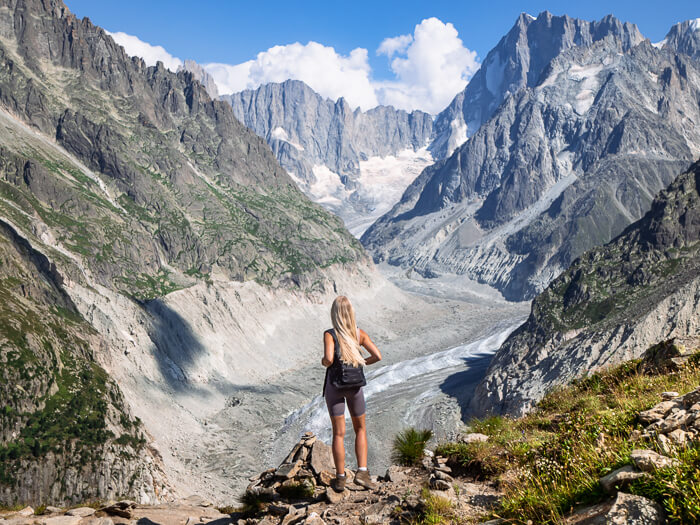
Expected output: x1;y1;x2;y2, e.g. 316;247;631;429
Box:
245;432;370;507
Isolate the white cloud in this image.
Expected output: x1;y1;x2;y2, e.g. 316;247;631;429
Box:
377;34;413;58
107;17;479;115
106;31;183;71
376;18;480;114
206;42;379;111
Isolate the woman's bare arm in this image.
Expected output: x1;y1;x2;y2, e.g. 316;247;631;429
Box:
321;331;334;367
359;329;382;365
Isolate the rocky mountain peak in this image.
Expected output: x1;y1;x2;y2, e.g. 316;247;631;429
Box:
662;18;700;60
179;59;219;99
430;11;644;159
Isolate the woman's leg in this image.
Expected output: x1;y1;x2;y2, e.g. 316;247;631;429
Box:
330;415;346;475
350;414;367;468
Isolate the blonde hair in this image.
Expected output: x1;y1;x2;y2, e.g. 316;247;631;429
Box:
330;296;366;367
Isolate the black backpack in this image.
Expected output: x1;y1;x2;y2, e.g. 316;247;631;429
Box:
324;329;367;391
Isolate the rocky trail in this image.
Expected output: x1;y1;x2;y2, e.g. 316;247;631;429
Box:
6;382;700;525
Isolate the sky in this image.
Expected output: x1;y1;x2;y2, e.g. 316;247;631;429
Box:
65;0;699;114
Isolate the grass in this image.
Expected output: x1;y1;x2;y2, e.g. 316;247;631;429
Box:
237;490;274;515
276;480;315;500
414;487;456;525
434;341;700;524
392;428;433;466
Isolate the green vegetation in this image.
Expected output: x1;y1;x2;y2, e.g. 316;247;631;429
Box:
435;342;700;524
414;487;456;525
276;480;315;500
392;428;433;466
237;490;274;515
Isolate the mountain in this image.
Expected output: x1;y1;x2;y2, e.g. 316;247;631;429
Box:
0;0;369;504
471;160;700;416
179;59;219;99
0;218;169;505
223;80;435;235
429;12;644;159
661;18;700;60
363;12;700;301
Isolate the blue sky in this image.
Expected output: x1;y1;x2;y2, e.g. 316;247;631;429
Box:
64;0;699;113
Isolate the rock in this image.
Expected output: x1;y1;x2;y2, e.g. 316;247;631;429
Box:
277;460;303;479
630;449;679;471
45;507;62;514
429;477;451;491
599;466;648;494
680;388;700;408
39;517;82;525
268;504;291;516
661;391;680;400
605;492;664;524
657;409;689;432
310;441;335;475
325;487;345;505
667;428;692;446
657;433;673;454
434;470;454;482
82;519;114;525
304;512;325;525
283;443;304;464
100;501;135;519
65;507;96;517
17;507;34;517
303;436;317;447
435;465;452;474
384;465;406;483
318;470;334;486
424;449;434;457
421;457;434;470
185;518;198;525
638;401;678;424
462;433;489;443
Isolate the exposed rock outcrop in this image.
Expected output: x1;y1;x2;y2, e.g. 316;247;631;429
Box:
224;80;435;235
363;13;700;300
471;162;700;416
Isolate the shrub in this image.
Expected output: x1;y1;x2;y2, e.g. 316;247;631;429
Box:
391;428;433;466
418;487;455;524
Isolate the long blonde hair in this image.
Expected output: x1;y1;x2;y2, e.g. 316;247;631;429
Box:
331;296;366;367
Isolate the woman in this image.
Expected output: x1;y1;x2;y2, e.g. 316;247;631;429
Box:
322;295;382;492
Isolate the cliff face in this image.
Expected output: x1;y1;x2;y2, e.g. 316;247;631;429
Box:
471;161;700;416
363;13;700;300
0;0;371;504
0;0;365;296
0;219;169;505
223;80;435;235
430;12;644;159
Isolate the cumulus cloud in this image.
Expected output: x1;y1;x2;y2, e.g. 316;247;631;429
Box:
106;31;183;71
107;17;479;114
377;34;413;58
206;42;379;111
376;18;479;114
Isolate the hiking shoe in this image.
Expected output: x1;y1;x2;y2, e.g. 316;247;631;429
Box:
331;474;346;492
354;469;377;490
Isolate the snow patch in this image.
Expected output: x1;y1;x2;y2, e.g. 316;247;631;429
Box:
446;118;468;156
485;51;505;96
652;38;667;49
569;64;603;115
308;165;346;206
270;126;305;151
690;18;700;32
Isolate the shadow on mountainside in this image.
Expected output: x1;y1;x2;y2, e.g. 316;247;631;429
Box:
439;353;495;424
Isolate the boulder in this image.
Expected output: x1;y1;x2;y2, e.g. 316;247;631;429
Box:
428;476;451;490
638;401;678;424
384;465;406;483
317;470;334;487
667;428;691;446
599;466;648;494
657;409;689;432
325;487;345;504
310;441;334;475
277;460;303;479
680;388;700;408
17;507;34;517
39;517;82;525
65;507;96;517
630;449;679;471
605;492;664;524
